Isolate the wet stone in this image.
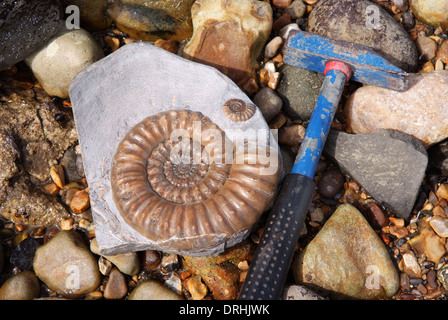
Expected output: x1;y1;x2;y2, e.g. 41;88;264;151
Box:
0;74;78;227
108;0;195;42
59;0;112;31
127;280;184;300
0;0;62;71
9;237;40;271
284;0;306;19
104;268;128;300
0;271;40;300
141;250;161;270
33;230;101;299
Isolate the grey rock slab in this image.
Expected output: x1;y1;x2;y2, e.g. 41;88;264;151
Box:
324;129;428;219
68;42;280;256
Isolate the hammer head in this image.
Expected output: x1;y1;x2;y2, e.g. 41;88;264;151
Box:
283;30;409;91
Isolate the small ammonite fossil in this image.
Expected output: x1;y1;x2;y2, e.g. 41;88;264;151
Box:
223;98;256;122
110;110;281;252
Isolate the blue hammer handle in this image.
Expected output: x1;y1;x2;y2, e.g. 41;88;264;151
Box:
239;65;349;300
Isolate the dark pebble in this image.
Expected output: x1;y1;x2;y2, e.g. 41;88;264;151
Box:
9;237;40;271
426;270;438;289
317;169;344;199
409;278;423;285
141;250;161;270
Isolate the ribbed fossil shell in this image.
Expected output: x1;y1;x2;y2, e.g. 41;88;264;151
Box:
111;110;281;251
223;99;256;122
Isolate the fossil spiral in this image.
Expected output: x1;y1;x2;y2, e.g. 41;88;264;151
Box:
111;110;281;251
222;98;256;122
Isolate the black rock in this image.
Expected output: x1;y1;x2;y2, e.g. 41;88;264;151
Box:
428;139;448;177
0;0;62;71
10;237;41;271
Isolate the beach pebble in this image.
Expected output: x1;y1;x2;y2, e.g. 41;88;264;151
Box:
253;87;283;122
284;1;307;19
90;238;140;276
0;271;40;300
33;230;101;298
26;26;104;98
293;204;399;299
127;280;184;300
345;71;448;148
410;0;448;28
104;268;128;299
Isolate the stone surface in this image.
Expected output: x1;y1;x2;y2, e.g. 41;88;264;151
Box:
408;218;446;264
437;264;448;291
108;0;195;42
415;36;438;61
293;204;400;299
26;26;104;98
181;242;252;300
307;0;418;72
282;284;327;300
324;129;428;219
103;268;128;299
90;238;140;276
69;42;280;256
252;87;283;122
0;74;78;227
0;0;62;71
437;40;448;64
429;215;448;238
410;0;448;28
284;0;306;19
9;237;40;271
60;0;112;31
276;64;322;121
183;0;273;88
127;280;184;300
345;71;448;148
33;230;101;299
0;271;40;300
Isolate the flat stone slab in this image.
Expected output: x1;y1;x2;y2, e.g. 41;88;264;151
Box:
69;42;280;256
324;129;428;219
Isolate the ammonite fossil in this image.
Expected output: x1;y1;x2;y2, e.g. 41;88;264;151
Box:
223;98;256;122
111;110;281;251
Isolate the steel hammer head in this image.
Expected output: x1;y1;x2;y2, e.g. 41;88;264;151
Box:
282;30;410;91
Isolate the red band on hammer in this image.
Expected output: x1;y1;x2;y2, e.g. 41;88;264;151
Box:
324;61;352;81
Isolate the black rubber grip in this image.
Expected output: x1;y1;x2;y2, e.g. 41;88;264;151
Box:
238;173;315;300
